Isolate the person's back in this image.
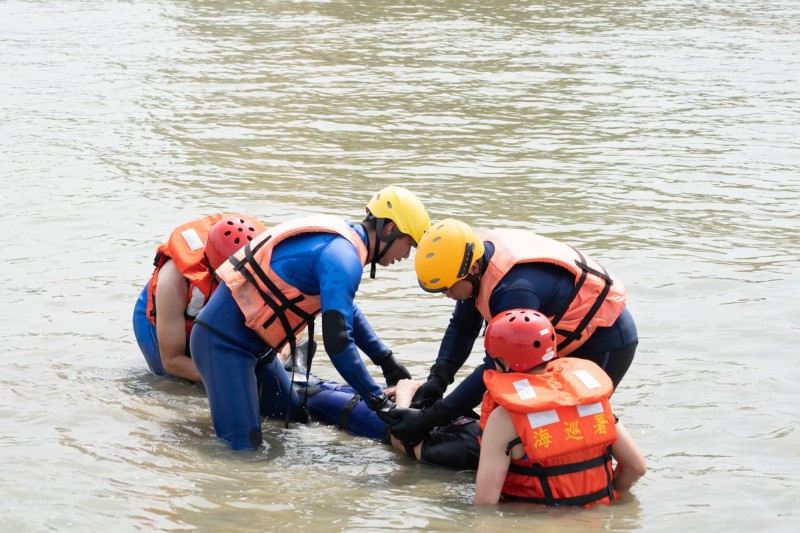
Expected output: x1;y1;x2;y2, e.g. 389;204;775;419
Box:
132;214;264;382
474;309;646;506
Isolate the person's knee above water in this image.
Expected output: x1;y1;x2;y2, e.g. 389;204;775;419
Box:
382;218;639;445
132;214;265;382
474;309;646;506
190;186;431;451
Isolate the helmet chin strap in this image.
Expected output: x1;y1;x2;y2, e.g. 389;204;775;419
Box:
370;237;396;278
367;218;400;279
465;256;485;299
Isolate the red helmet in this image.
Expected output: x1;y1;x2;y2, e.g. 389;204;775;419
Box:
206;216;265;270
484;309;557;372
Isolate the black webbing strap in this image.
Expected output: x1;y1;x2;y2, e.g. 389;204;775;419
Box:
504;445;614;506
506;436;522;456
551;246;615;353
508;452;610;478
501;485;613;507
338;393;361;431
229;237;317;356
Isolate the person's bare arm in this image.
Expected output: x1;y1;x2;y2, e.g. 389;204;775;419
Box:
155;260;202;382
611;420;647;492
388;379;423;455
393;378;420;407
474;406;517;505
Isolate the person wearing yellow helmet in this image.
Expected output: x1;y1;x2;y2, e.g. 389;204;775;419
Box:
382;218;639;446
132;214;266;382
189;187;431;450
363;184;431;279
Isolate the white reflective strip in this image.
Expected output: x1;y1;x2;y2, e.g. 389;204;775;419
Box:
528;409;559;429
573;369;601;389
577;402;604;417
186;286;206;317
513;379;537;401
181;228;204;251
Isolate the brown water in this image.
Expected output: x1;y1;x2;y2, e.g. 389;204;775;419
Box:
1;0;798;531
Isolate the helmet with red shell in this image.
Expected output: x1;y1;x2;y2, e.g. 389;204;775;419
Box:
206;216;265;270
484;309;557;372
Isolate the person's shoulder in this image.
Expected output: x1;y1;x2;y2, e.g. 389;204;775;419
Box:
318;235;363;278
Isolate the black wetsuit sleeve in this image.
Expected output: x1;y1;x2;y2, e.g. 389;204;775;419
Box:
439;359;494;414
432;299;485;380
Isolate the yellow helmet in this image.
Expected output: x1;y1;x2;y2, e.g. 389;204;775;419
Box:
415;218;485;293
366;186;431;245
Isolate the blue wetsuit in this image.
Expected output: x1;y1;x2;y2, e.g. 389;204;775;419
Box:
436;242;639;417
190;223;391;450
297;373;480;470
132;282;169;376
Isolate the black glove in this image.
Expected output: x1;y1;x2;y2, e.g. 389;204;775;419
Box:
382;400;456;445
410;364;452;408
377;350;412;386
371;394;398;425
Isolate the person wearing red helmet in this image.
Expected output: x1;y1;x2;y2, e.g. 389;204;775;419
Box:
474;309;646;507
132;214;265;382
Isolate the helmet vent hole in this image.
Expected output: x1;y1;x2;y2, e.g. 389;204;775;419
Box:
524;316;530;322
508;316;516;322
234;237;240;245
533;341;541;348
386;201;393;209
432;237;442;244
426;252;435;259
224;231;232;236
430;277;440;284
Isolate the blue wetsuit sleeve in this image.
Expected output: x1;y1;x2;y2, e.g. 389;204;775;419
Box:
317;237;384;402
432;299;485;379
351;304;390;364
327;344;384;402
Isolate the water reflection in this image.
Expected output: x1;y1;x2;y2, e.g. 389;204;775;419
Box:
2;0;799;530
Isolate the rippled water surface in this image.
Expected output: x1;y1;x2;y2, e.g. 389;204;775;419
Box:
1;0;798;531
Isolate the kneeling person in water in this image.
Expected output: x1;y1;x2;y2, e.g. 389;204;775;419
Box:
475;309;646;507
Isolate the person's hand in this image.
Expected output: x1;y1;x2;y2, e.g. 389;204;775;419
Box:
382;401;455;444
377;350;412;386
380;407;429;445
393;378;420;407
410;375;446;408
371;394;398;424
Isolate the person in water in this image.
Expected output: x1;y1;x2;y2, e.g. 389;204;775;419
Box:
383;218;639;446
189;186;431;450
132;214;266;382
474;309;646;506
283;340;480;471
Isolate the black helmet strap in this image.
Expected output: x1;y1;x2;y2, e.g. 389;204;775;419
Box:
366;216;401;279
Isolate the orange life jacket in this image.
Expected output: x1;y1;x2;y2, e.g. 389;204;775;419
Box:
145;213;234;340
480;358;618;507
475;229;626;356
216;215;368;352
